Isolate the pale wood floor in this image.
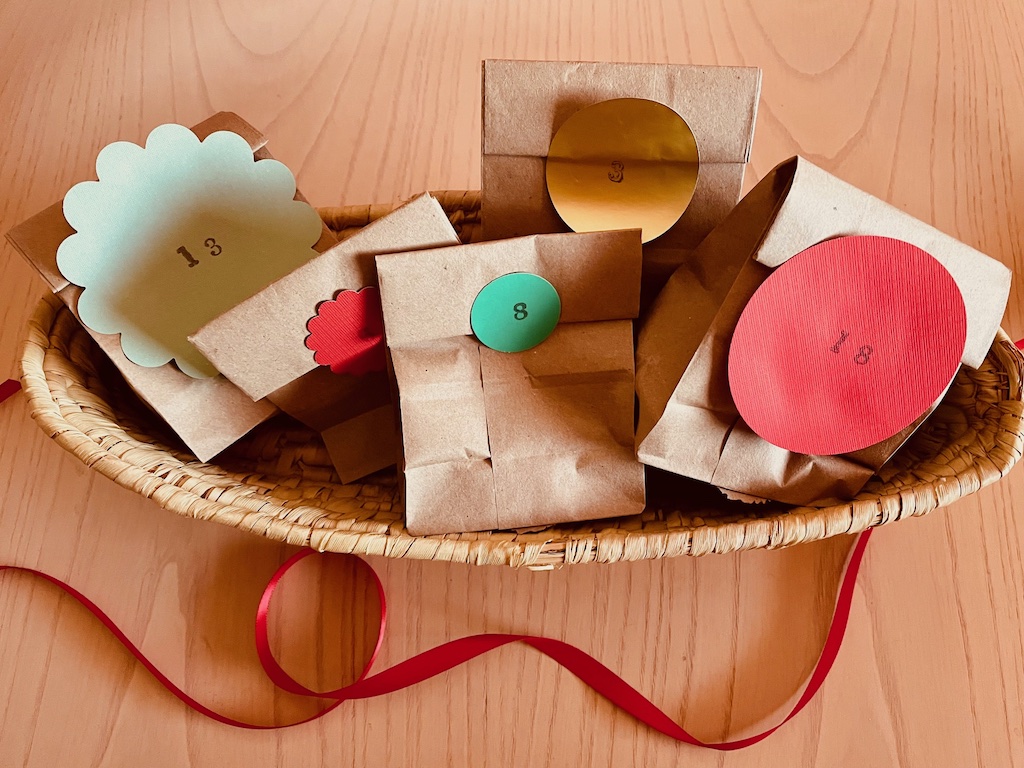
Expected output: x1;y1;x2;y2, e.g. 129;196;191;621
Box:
1;1;1022;765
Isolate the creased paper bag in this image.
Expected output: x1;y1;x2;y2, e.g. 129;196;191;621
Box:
481;59;761;296
636;156;1012;504
377;230;646;535
5;112;336;461
191;194;461;482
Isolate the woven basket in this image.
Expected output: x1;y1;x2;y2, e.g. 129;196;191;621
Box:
18;192;1024;567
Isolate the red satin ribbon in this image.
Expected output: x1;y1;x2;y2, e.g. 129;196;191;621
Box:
0;377;871;748
0;378;21;402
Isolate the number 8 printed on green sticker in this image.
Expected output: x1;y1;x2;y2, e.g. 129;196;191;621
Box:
471;273;560;353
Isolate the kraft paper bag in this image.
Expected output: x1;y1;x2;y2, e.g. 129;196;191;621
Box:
377;230;646;535
635;156;1012;505
5;113;337;461
481;59;761;296
191;193;461;482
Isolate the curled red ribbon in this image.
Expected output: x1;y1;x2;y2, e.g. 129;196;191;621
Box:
0;378;871;748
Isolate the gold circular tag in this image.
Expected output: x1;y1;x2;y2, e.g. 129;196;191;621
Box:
545;98;699;243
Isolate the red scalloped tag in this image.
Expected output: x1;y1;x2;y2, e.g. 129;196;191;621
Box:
305;287;387;376
728;235;968;456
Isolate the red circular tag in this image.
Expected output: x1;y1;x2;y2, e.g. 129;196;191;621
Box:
728;236;968;456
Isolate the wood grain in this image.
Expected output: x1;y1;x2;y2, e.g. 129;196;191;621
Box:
2;0;1023;764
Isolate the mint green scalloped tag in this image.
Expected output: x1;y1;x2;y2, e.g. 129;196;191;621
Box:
56;123;324;378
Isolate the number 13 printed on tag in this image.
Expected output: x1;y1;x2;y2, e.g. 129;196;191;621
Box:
56;123;324;378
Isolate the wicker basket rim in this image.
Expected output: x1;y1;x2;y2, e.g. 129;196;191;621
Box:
16;193;1024;567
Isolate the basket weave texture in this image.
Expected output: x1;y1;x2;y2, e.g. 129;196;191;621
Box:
18;191;1024;567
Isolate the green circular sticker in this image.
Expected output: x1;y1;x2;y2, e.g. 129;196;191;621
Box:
471;273;561;353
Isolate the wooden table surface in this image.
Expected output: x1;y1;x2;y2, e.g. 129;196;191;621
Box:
2;1;1023;765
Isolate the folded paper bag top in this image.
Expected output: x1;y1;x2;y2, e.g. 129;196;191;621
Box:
377;230;646;535
635;156;1011;505
191;193;460;400
481;59;761;294
190;194;462;482
5;112;337;461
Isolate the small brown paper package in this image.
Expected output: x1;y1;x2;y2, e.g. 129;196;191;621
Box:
190;194;461;482
5;113;337;461
481;59;761;295
377;230;646;535
635;156;1012;504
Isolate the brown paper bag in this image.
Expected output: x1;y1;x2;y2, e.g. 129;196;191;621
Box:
635;156;1012;504
191;194;461;482
5;113;337;461
377;230;646;535
481;59;761;295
